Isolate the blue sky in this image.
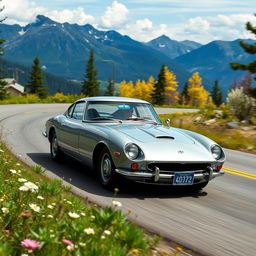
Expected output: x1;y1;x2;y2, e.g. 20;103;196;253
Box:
2;0;256;43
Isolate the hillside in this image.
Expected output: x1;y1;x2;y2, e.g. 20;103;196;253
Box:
1;58;81;95
174;39;256;95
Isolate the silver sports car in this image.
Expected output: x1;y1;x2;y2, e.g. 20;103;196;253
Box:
43;96;225;190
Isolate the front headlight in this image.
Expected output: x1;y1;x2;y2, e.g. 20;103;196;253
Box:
211;145;222;160
125;143;139;160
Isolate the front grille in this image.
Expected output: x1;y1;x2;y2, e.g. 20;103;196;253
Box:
148;163;211;173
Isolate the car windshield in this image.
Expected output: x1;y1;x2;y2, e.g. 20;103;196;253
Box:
85;101;161;123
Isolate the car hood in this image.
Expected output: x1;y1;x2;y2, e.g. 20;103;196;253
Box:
112;124;215;162
114;124;195;144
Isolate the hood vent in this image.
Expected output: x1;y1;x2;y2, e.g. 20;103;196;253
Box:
156;135;174;140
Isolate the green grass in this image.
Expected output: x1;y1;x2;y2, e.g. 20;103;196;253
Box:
0;93;82;104
159;113;256;152
0;143;179;256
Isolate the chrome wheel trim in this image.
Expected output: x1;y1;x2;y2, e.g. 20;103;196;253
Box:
100;153;112;183
51;136;58;158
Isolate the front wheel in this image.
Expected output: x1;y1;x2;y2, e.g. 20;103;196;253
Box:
50;132;63;161
98;148;118;189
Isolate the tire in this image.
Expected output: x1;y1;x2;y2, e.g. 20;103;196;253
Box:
98;147;118;189
50;131;63;161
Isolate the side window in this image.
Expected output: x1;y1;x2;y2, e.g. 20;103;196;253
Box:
72;102;85;120
66;104;75;118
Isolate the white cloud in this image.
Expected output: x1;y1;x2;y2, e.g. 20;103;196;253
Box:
47;8;95;25
2;0;46;25
100;1;129;29
118;13;256;44
2;0;95;26
1;0;256;44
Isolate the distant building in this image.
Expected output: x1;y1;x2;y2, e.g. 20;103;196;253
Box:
4;78;25;96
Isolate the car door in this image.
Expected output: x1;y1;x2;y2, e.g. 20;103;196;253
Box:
58;101;86;159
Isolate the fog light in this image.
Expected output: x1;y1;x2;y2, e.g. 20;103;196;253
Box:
131;163;138;170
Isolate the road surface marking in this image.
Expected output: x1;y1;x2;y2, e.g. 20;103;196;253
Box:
25;107;66;114
223;167;256;180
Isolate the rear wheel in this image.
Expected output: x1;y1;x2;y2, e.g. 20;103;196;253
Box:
50;131;63;161
98;148;118;189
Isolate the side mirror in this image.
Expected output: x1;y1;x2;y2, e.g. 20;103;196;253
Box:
165;119;171;127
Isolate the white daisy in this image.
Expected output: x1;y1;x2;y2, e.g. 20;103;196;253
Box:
24;182;38;192
104;230;111;235
18;178;27;183
84;228;95;235
19;186;29;191
68;212;80;219
29;203;40;213
1;207;9;214
112;200;122;207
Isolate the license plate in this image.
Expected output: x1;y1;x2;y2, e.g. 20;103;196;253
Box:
173;173;194;185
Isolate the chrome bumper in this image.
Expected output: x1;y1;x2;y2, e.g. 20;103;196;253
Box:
42;131;47;138
115;168;224;182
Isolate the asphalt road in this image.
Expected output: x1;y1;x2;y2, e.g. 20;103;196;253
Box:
0;104;255;256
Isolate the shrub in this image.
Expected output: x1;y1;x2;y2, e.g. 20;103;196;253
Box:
227;88;256;121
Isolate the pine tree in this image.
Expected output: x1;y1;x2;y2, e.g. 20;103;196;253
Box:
0;4;7;100
152;65;166;105
26;57;47;98
211;80;222;106
230;14;256;79
81;49;100;96
180;82;189;105
106;78;114;96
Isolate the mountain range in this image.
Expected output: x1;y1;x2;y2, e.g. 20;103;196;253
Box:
0;15;255;96
0;15;190;87
146;35;202;59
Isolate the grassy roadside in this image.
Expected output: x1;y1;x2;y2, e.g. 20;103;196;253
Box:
0;142;188;256
0;93;82;104
159;111;256;154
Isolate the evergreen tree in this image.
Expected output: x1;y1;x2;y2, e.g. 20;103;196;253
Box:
230;14;256;79
106;78;114;96
180;82;189;104
211;80;222;106
152;65;166;105
26;57;47;98
81;49;100;96
0;5;7;100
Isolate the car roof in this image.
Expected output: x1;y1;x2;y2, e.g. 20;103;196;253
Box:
77;96;149;104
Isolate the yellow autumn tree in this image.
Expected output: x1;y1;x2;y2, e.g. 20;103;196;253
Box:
132;77;154;102
187;72;209;107
119;80;135;98
133;80;146;99
145;76;155;102
164;67;179;104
